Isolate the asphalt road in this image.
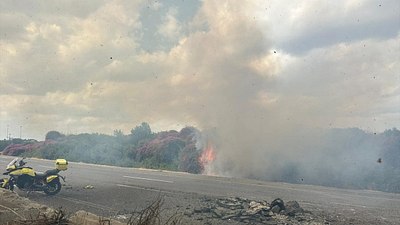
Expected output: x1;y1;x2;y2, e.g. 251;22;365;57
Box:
0;155;399;224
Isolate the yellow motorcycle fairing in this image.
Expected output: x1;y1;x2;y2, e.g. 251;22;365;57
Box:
6;164;16;171
10;167;35;177
46;175;59;183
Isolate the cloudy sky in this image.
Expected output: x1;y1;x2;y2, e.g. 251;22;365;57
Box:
1;0;399;142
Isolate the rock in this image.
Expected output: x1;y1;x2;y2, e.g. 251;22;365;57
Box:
271;198;285;210
267;210;275;217
239;215;250;222
216;198;243;210
248;201;269;214
184;211;193;217
283;201;304;217
295;214;307;221
249;200;258;208
243;209;258;216
194;207;211;213
193;208;201;213
271;205;282;214
212;208;224;218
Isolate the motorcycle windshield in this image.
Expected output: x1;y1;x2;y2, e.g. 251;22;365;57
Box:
7;158;18;168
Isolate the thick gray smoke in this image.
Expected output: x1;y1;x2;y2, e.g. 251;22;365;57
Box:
158;2;315;178
166;2;285;177
156;1;393;184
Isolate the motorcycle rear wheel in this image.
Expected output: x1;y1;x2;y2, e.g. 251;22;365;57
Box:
44;179;61;195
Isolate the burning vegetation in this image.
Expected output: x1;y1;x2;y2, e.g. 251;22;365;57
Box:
199;142;217;175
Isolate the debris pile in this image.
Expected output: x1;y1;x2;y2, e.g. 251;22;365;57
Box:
187;197;319;224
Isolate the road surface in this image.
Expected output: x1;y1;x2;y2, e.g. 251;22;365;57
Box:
0;155;399;224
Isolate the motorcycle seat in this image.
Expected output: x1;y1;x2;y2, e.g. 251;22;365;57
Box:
35;172;46;178
35;169;59;178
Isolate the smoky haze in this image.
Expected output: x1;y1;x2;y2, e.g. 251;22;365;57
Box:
1;0;399;185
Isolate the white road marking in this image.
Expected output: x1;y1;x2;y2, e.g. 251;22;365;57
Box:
123;175;173;183
116;184;173;194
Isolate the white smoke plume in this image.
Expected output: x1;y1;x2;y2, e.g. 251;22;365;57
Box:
1;0;398;182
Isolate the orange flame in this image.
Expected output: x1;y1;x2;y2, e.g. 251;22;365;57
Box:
199;142;216;166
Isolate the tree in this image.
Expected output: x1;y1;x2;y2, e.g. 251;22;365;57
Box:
114;129;124;137
45;131;65;141
130;122;153;145
0;140;12;151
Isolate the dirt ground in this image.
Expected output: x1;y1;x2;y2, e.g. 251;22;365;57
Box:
1;188;396;225
0;189;124;225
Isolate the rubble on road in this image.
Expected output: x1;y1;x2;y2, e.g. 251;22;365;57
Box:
186;196;328;224
84;185;95;189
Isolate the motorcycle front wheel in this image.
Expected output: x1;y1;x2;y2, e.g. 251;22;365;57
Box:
44;179;61;195
0;179;8;189
0;178;12;190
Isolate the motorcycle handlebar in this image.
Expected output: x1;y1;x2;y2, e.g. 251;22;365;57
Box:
18;159;27;166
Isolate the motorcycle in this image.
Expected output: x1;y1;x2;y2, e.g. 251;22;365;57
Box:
0;157;68;195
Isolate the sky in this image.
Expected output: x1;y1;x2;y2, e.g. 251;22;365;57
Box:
1;0;399;142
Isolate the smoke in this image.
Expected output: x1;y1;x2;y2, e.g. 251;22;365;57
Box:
149;1;325;178
159;1;282;177
142;1;398;182
1;0;397;185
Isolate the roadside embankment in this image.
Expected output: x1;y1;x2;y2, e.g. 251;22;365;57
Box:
0;189;124;225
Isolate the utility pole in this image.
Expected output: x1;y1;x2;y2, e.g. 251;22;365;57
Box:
20;125;22;139
6;125;9;140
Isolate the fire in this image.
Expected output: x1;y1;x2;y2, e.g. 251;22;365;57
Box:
199;142;216;167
